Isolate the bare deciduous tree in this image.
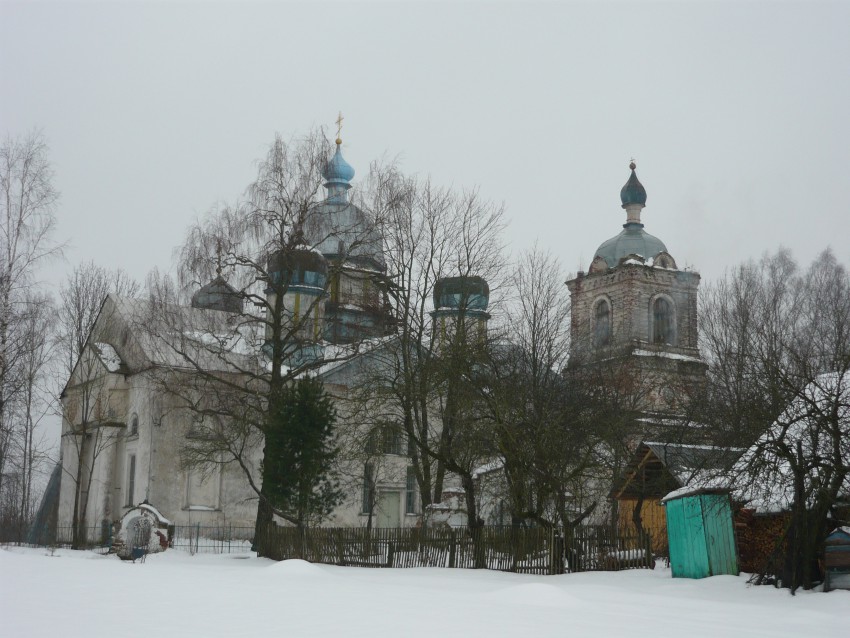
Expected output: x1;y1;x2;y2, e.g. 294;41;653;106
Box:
703;248;850;591
142;131;383;552
344;171;506;561
56;261;139;547
0;131;59;535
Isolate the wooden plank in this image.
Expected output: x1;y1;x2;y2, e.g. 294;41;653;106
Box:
683;496;710;578
666;497;710;578
700;494;739;576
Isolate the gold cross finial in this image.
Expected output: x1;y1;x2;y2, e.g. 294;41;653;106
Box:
335;112;344;145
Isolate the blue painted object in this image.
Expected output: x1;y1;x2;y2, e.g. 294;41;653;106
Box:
663;489;739;579
823;528;850;592
323;142;355;203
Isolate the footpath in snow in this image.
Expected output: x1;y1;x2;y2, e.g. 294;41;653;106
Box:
0;547;846;638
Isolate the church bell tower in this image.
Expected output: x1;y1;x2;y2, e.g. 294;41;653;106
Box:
565;163;705;413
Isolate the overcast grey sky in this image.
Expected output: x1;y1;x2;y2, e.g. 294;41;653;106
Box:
2;1;849;291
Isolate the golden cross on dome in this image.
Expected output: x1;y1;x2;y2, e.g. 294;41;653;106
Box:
335;112;344;144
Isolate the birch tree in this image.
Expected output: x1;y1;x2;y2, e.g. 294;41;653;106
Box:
142;131;381;553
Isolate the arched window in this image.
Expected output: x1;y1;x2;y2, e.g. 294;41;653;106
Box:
652;297;675;345
129;413;139;437
594;299;611;347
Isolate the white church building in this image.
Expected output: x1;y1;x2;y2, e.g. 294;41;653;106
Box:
57;140;704;542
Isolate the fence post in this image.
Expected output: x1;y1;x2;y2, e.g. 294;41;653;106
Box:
644;531;654;569
195;522;200;555
449;529;457;568
387;541;394;568
549;528;563;575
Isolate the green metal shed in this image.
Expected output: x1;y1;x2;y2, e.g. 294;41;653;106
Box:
662;487;739;579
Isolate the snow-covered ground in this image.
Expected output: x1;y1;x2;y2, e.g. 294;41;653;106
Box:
1;546;846;637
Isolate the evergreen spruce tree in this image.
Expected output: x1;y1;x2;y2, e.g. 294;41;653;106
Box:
262;376;342;529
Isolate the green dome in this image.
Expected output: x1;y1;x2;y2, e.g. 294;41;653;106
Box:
620;163;647;206
594;224;668;268
433;276;489;311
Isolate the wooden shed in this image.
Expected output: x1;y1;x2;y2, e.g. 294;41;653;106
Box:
612;442;742;554
662;487;739;579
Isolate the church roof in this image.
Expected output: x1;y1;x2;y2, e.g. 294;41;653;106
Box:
191;276;243;314
594;224;668;268
102;295;261;374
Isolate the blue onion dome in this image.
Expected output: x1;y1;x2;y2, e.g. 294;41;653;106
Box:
306;138;386;272
192;276;243;313
620;161;647;206
433;276;490;313
323;142;355;188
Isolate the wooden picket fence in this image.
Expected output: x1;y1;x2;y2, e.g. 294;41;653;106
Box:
258;524;655;574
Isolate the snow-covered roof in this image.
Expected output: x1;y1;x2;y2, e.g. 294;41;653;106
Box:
733;372;850;513
633;349;704;364
473;458;505;479
93;342;123;372
661;483;730;503
139;502;172;526
108;295;264;374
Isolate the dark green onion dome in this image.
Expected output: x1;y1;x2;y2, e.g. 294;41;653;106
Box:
433;276;490;314
192;276;243;313
267;246;328;293
620;161;647;206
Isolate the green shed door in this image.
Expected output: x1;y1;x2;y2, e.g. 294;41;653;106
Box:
666;497;711;579
699;494;739;576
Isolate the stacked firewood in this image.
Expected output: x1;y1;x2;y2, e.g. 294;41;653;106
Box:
735;508;791;574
